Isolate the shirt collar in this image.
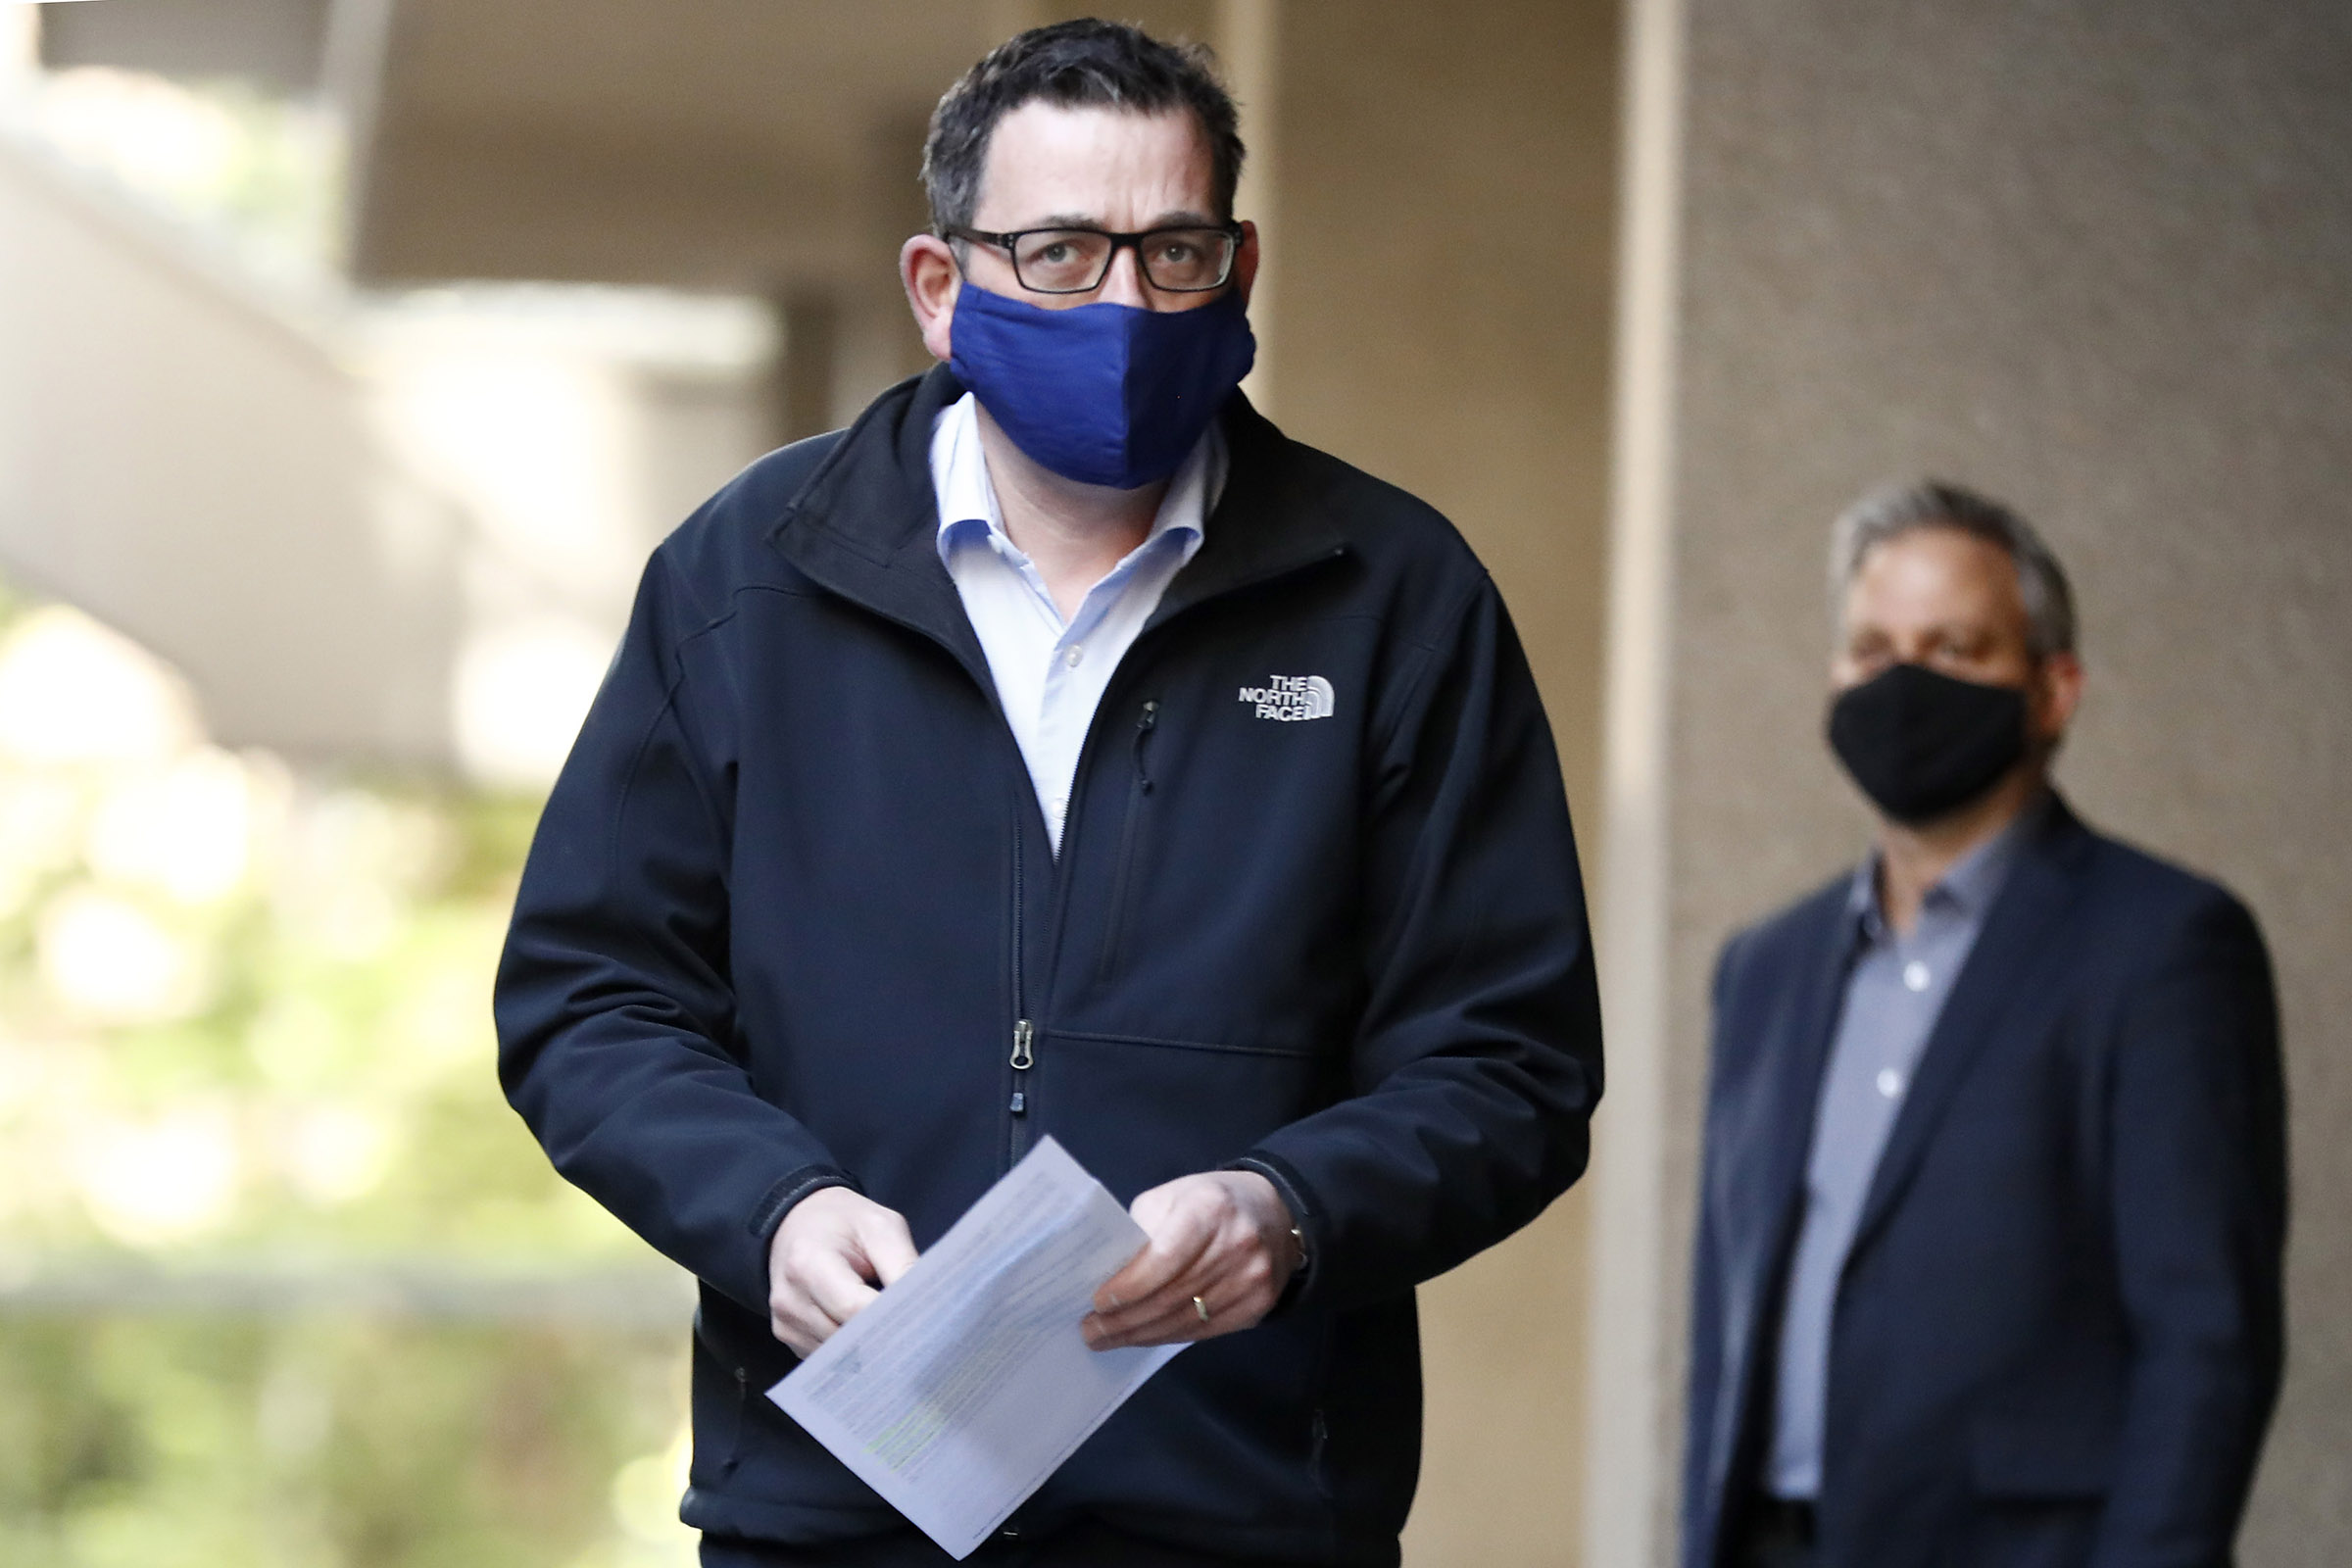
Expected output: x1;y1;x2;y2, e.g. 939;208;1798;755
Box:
1847;788;2051;938
930;392;1221;566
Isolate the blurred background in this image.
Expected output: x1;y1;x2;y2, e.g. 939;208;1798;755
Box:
0;2;2342;1566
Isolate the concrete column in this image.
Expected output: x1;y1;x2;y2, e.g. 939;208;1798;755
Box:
1583;0;1689;1558
1587;3;2352;1564
1212;0;1279;414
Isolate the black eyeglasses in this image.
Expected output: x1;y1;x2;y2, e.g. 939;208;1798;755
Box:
948;222;1244;294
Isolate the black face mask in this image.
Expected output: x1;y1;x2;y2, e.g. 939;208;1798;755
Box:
1827;662;2030;825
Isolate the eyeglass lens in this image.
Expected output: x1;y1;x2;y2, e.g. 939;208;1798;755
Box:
1011;228;1236;293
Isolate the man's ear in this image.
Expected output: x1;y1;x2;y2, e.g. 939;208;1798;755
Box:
1232;219;1260;308
902;234;961;364
2034;649;2085;744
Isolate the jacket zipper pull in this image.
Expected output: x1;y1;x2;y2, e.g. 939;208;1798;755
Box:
1008;1017;1034;1114
1134;700;1159;794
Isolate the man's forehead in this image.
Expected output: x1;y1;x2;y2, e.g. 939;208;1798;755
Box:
1848;528;2028;622
975;101;1216;223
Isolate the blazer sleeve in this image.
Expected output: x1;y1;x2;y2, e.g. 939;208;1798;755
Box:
2091;889;2287;1566
494;548;857;1318
1231;575;1603;1311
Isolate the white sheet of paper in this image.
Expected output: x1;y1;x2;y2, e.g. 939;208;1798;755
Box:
768;1138;1182;1560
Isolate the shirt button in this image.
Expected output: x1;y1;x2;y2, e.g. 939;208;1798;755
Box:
1064;646;1084;667
1877;1067;1906;1099
1902;960;1931;992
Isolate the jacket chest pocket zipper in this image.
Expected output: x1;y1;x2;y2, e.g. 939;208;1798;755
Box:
1098;700;1159;982
723;1363;750;1475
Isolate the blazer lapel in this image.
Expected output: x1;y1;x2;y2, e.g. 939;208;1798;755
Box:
1714;892;1856;1481
1844;802;2093;1260
1754;907;1860;1249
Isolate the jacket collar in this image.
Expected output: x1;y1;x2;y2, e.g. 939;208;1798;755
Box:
1152;389;1349;622
765;365;985;678
1843;788;2051;945
765;366;1349;679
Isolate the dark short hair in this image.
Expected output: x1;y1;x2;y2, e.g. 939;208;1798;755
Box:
1829;480;2080;657
921;20;1246;236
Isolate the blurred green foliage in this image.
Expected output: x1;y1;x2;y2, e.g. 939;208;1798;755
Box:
0;595;699;1565
0;1312;688;1568
0;611;643;1258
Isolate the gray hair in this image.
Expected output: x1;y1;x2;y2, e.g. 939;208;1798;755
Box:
1829;480;2079;657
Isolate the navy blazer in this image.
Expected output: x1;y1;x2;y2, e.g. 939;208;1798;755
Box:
1682;797;2285;1568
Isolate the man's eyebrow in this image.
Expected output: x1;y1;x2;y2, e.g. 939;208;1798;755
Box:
1012;210;1224;231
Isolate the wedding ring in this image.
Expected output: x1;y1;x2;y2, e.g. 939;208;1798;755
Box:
1193;1295;1211;1323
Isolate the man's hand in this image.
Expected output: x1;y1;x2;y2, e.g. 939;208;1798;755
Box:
767;1187;918;1356
1083;1171;1301;1350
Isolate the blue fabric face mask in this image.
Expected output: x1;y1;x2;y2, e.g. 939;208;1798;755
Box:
949;283;1257;490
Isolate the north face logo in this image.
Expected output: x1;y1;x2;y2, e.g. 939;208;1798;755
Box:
1238;674;1335;722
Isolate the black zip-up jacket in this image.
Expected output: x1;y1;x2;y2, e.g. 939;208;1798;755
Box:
496;368;1603;1565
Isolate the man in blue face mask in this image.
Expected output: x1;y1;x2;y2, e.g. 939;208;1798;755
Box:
497;20;1602;1567
1681;482;2286;1568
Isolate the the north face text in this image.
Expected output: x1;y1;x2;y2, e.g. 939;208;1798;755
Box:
1238;674;1335;722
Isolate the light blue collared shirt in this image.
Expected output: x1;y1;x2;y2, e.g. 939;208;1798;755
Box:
929;393;1221;853
1765;795;2046;1498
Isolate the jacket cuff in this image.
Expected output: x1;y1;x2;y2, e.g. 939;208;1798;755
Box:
747;1164;863;1249
1224;1151;1323;1315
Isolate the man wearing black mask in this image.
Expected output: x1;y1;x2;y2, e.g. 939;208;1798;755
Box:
1680;483;2286;1568
497;20;1600;1568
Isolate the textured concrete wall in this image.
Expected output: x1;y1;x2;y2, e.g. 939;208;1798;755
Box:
1594;2;2352;1562
1271;3;1620;1563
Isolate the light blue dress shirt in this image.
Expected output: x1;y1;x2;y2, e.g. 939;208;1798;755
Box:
1765;796;2045;1498
929;393;1221;853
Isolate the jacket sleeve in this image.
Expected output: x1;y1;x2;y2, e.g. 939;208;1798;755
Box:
2090;890;2287;1567
494;548;856;1317
1231;574;1602;1311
